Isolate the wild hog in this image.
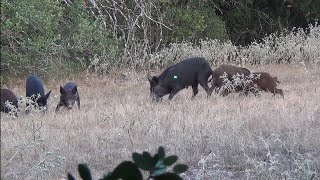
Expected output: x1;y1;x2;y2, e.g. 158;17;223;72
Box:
252;72;284;98
211;64;251;96
147;57;214;101
55;82;80;111
26;75;51;112
1;88;18;114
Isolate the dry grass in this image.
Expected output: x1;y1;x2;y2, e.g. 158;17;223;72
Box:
149;24;320;69
1;64;320;179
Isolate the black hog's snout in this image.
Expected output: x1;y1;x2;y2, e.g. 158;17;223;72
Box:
150;92;162;102
153;97;161;102
56;82;80;112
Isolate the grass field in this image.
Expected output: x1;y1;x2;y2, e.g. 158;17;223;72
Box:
1;64;320;179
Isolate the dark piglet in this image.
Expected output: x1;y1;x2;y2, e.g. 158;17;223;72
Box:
147;57;214;101
252;72;284;98
26;75;51;112
211;64;251;96
1;88;18;114
56;82;80;111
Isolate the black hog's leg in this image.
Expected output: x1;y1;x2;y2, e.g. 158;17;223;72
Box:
168;88;180;100
55;102;63;112
77;97;80;110
199;80;211;97
192;84;199;98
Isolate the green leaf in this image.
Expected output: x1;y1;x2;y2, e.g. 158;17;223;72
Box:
155;159;166;169
158;146;165;159
173;164;188;174
78;164;92;180
132;151;154;171
132;153;143;166
111;161;143;180
154;173;183;180
152;154;160;169
152;166;167;176
67;173;76;180
99;172;114;180
140;151;154;171
142;151;152;160
163;155;178;166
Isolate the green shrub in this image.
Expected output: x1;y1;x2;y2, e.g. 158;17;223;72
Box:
67;146;188;180
1;0;118;80
161;2;228;43
1;0;62;77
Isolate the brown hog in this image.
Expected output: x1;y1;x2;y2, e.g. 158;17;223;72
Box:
211;64;251;96
252;72;284;98
1;88;18;114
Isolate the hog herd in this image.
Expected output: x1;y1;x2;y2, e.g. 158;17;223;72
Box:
1;57;283;116
1;75;80;116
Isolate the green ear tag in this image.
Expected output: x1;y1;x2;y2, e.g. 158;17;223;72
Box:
173;75;178;79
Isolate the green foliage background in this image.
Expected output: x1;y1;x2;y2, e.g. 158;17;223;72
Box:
1;0;117;80
160;1;228;43
1;0;319;82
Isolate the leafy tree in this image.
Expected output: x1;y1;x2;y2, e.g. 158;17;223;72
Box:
215;0;320;45
160;0;229;44
1;0;62;76
1;0;118;80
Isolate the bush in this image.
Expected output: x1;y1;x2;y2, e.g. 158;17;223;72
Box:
67;146;188;180
1;0;62;77
161;2;228;43
149;23;320;68
1;0;118;80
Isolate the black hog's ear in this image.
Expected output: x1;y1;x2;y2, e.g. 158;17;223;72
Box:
45;90;51;100
60;86;65;94
147;74;153;83
71;86;78;94
147;74;159;85
152;76;159;84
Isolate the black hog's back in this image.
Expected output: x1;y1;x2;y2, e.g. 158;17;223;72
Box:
25;75;51;111
26;75;45;98
158;57;213;88
1;89;18;113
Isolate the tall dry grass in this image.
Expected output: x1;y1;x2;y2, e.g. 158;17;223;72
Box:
1;64;319;179
148;23;320;69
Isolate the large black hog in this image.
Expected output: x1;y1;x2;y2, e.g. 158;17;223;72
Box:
1;88;18;114
211;64;251;96
252;72;284;98
55;82;80;111
147;57;213;101
26;75;51;112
